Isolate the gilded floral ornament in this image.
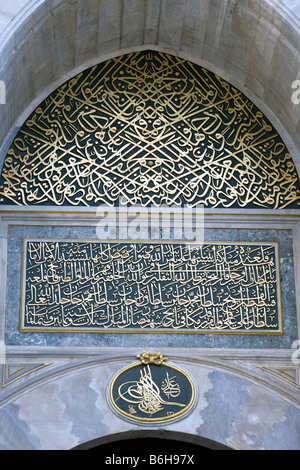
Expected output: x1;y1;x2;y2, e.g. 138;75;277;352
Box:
137;350;168;365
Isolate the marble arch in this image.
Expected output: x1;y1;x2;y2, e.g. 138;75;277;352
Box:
0;0;300;174
0;0;299;451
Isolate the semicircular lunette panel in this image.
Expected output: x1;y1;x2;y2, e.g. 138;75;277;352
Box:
1;50;300;208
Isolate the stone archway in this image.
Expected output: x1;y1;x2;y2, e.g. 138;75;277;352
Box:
0;0;299;452
0;0;300;175
72;430;232;452
1;353;299;450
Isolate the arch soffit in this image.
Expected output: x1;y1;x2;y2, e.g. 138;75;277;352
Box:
71;430;232;450
0;0;300;175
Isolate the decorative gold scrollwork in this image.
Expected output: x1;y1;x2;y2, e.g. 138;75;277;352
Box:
1;51;299;208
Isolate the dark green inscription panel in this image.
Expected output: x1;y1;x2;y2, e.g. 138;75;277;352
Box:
109;360;196;424
1;50;300;208
20;239;282;334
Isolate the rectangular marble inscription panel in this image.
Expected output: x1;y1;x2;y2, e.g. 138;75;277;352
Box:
20;240;282;333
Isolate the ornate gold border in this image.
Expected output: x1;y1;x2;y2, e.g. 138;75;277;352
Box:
258;365;300;389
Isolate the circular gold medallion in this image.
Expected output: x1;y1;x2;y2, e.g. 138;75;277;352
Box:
109;360;196;424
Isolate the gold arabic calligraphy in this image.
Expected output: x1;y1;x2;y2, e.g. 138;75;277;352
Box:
1;51;300;207
116;365;184;416
21;240;281;333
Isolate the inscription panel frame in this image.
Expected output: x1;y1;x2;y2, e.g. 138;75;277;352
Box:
1;207;298;349
19;238;283;335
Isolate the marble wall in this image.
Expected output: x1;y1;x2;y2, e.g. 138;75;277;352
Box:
0;358;299;450
4;223;298;350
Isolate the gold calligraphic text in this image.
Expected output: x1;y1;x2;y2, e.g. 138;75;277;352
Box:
20;240;282;333
1;51;300;208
